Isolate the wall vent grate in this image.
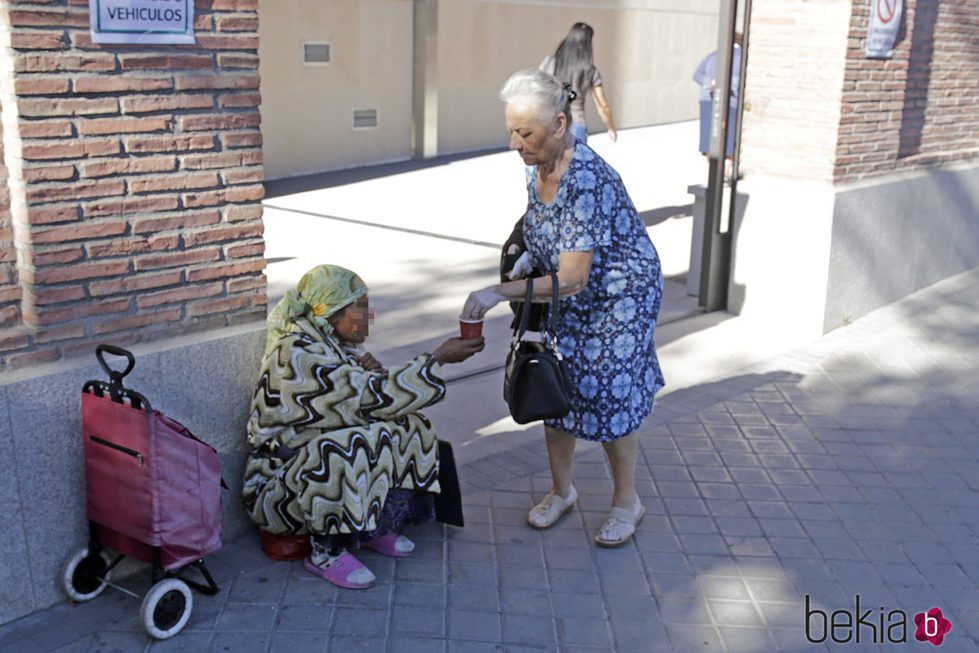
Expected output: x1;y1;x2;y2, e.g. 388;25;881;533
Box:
302;42;330;65
353;109;379;129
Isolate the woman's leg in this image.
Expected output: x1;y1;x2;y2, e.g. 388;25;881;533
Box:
545;425;577;497
601;432;639;509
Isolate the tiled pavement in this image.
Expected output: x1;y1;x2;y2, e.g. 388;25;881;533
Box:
2;268;978;652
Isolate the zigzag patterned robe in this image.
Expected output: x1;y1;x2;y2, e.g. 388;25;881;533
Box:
243;319;445;535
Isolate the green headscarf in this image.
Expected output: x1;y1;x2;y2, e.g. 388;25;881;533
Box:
265;264;368;355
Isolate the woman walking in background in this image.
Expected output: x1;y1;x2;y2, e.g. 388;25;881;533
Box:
540;22;617;144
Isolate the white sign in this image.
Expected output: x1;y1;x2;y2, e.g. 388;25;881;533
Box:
90;0;195;45
865;0;903;58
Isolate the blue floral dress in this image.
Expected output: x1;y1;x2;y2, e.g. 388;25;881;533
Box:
523;142;665;441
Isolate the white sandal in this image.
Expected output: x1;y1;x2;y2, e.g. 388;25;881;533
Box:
527;486;577;530
595;499;645;548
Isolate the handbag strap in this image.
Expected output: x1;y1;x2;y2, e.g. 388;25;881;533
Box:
513;273;561;342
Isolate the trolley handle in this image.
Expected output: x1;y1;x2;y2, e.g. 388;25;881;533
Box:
96;344;135;385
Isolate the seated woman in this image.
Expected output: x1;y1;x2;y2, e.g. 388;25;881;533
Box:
243;264;483;589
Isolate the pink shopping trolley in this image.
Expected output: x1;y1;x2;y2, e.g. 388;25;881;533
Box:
61;344;225;639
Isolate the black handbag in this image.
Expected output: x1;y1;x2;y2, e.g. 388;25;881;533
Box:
504;274;573;424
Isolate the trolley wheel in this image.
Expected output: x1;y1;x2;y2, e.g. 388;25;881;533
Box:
61;547;112;602
140;578;193;640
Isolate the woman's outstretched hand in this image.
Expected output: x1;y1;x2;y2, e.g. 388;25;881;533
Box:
462;286;505;321
432;337;485;365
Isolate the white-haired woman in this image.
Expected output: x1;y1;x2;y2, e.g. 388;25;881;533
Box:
461;69;665;547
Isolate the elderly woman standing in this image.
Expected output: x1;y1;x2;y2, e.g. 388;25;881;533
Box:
245;265;483;588
462;69;664;547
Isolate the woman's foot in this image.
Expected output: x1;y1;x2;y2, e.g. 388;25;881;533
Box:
304;550;375;589
594;498;645;548
527;485;577;530
361;532;415;558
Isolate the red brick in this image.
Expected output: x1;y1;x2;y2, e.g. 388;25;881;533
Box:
121;94;215;114
86;235;180;258
210;0;259;9
217;53;260;69
221;130;262;148
178;113;261;132
27;179;125;204
222;167;263;185
34;323;86;344
19;97;118;117
187;259;266;283
34;297;130;326
83;195;179;218
33;219;127;244
187;291;263;317
137;282;223;309
0;330;30;351
22;138;121;161
4;347;61;368
77;116;172;136
216;15;259;32
89;270;182;297
34;261;129;284
19;120;74;138
81;156;177;178
32;246;84;266
129;173;219;194
23;164;75;182
34;285;85;305
217;92;261;108
27;204;80;225
222;204;263;222
8;9;88;28
10;31;65;50
125;134;215;154
120;54;213;70
180;151;251;169
15;77;70;95
183;222;263;247
0;286;22;304
131;210;221;234
227;275;265;294
73;76;173;94
133;248;222;271
182;183;263;208
15;53;117;73
196;34;260;50
92;307;182;335
173;73;259;91
226;241;264;258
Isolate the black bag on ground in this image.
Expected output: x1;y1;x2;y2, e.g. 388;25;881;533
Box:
503;274;572;424
434;441;464;527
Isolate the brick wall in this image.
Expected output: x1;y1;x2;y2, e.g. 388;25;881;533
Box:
0;0;266;370
739;0;855;182
0;110;25;349
834;0;979;181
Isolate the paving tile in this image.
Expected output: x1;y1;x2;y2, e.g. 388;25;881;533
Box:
555;615;612;648
391;605;445;638
208;632;270;653
390;637;446;653
266;631;328;653
327;635;387;652
273;603;331;631
500;613;555;645
447;609;502;642
448;583;500;612
214;603;276;632
331;607;388;636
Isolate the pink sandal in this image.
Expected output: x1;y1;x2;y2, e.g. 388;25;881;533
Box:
303;551;375;589
361;532;415;558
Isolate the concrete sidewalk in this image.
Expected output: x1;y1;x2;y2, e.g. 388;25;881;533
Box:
2;265;977;652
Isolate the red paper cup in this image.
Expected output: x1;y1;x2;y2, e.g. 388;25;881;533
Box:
459;319;483;339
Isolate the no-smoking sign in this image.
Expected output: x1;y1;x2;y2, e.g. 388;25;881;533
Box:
867;0;903;58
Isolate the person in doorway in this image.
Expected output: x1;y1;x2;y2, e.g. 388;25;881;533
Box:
243;264;483;589
540;22;616;144
461;69;665;548
693;33;743;180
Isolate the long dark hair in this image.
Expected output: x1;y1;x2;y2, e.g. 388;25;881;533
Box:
552;22;596;97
